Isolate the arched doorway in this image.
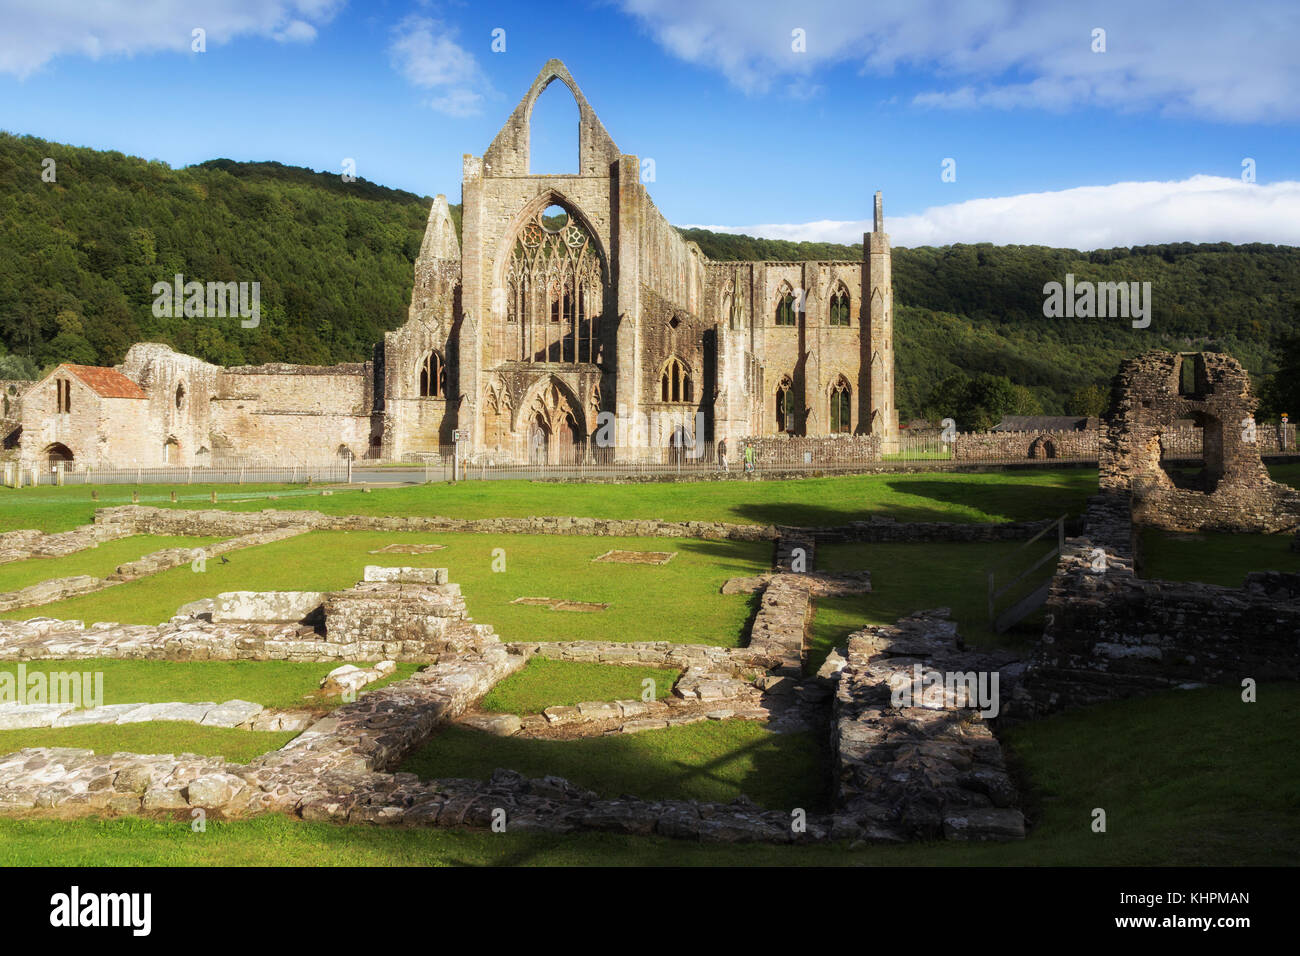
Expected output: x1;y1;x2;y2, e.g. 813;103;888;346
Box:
521;378;585;464
44;443;73;468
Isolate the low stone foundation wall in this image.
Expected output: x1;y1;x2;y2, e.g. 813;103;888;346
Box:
1012;494;1300;718
831;610;1025;842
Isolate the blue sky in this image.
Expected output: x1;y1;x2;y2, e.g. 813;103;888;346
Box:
2;0;1298;248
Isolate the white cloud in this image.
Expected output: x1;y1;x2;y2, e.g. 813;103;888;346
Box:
0;0;341;77
388;15;493;118
617;0;1300;122
686;176;1300;250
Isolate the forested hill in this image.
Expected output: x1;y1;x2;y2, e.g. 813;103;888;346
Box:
1;131;1295;419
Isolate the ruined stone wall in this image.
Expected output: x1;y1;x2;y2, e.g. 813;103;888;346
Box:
953;429;1098;461
120;343;222;466
1012;493;1300;718
742;433;882;466
212;363;374;462
1099;351;1300;532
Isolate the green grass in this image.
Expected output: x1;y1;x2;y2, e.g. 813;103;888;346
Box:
0;658;419;712
809;540;1051;671
0;469;1098;533
1267;461;1300;488
481;658;678;713
1;684;1292;865
0;724;296;763
1138;528;1300;587
401;721;830;811
0;535;224;594
6;531;768;646
0;482;330;534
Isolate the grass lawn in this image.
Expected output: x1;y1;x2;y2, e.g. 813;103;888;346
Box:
481;658;677;713
1139;528;1300;587
0;724;296;763
0;658;419;712
0;469;1099;533
0;534;224;594
1267;461;1300;488
401;721;830;812
1;684;1291;865
809;540;1051;671
0;483;327;534
5;531;768;647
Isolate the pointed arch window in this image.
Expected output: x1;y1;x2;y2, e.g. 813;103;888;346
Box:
775;286;797;327
505;201;605;364
660;357;693;404
419;350;446;398
829;286;851;327
776;377;795;433
830;378;852;433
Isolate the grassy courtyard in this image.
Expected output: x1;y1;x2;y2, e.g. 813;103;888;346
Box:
0;682;1291;866
1139;528;1300;586
4;531;770;647
0;534;224;593
481;658;678;713
0;464;1293;866
402;720;829;811
0;468;1100;534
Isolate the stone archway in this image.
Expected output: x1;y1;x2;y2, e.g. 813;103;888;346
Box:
519;377;585;464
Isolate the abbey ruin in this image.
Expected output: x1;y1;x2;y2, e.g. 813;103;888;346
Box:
1;60;898;471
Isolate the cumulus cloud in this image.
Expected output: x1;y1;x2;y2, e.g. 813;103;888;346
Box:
685;177;1300;250
388;15;493;118
0;0;341;77
617;0;1300;122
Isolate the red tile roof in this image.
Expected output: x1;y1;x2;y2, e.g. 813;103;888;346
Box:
60;365;147;400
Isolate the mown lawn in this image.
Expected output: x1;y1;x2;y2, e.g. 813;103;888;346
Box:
0;534;224;593
4;531;768;646
0;658;419;712
481;658;677;714
809;539;1051;671
401;721;831;811
0;684;1292;865
0;724;296;764
0;483;324;534
0;469;1100;533
1139;528;1300;587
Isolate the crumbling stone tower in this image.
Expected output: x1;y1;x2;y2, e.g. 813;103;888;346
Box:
1099;350;1300;532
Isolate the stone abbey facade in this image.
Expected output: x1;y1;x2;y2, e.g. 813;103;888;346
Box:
3;59;897;470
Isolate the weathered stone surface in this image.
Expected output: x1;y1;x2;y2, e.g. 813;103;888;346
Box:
211;591;325;623
362;566;449;585
459;713;522;736
831;610;1025;843
199;700;265;728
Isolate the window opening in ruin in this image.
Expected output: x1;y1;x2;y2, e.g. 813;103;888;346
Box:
776;378;795;432
660;357;692;403
1178;354;1199;396
829;286;851;327
55;379;71;414
830;379;852;433
175;382;186;410
505;202;603;364
529;79;580;175
775;287;797;327
419;350;446;398
541;203;569;231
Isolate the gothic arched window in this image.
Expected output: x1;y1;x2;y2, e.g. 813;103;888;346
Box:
776;377;795;432
419;350;446;398
660;357;693;404
830;378;852;433
829;286;851;327
775;285;797;327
